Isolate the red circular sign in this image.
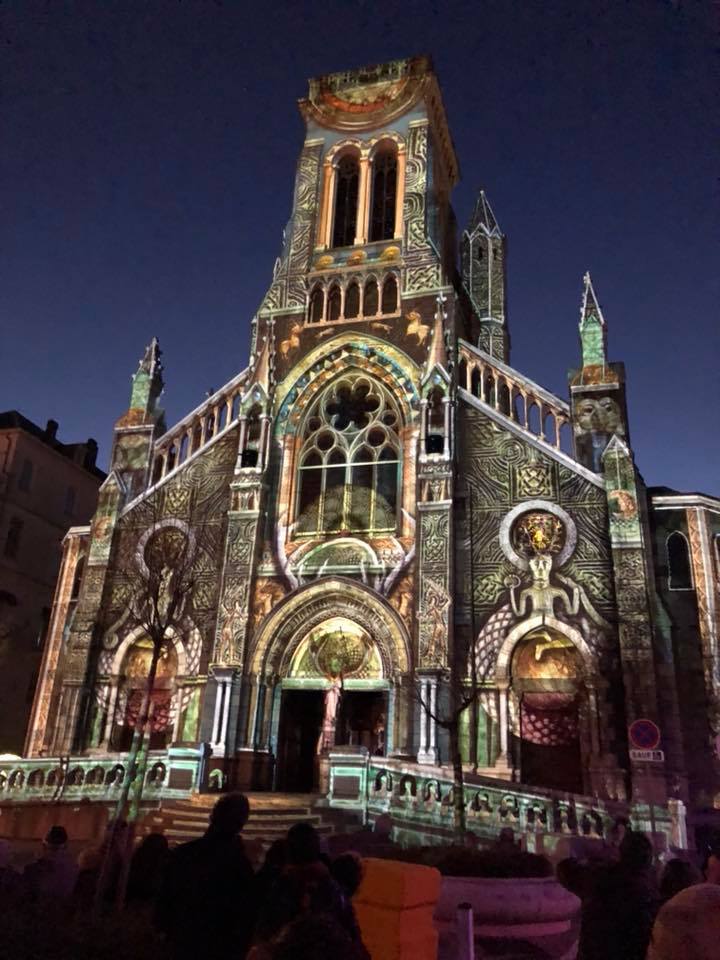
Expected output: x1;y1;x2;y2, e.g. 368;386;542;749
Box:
629;719;661;750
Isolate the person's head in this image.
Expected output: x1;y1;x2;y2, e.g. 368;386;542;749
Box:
136;832;169;858
77;845;102;871
287;822;321;865
373;813;392;840
619;830;653;872
647;883;720;960
208;792;250;836
263;838;289;871
44;825;68;850
331;852;363;898
610;817;631;846
660;858;700;900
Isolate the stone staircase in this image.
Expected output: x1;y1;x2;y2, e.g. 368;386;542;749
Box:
140;792;358;859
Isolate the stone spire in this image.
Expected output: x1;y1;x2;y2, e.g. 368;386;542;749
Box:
250;317;275;396
579;272;607;368
121;336;164;427
461;188;508;362
425;293;449;374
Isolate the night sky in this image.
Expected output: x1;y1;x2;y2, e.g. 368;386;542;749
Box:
2;1;717;494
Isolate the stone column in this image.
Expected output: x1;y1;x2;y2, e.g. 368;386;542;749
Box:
356;155;371;244
394;148;406;240
385;683;396;755
100;680;119;748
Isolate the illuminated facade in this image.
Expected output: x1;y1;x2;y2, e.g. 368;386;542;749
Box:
25;58;720;823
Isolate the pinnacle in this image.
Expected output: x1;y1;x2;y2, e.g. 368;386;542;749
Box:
468;189;502;237
580;272;605;328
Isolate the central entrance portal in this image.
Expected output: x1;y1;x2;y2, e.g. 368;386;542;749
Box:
276;689;324;792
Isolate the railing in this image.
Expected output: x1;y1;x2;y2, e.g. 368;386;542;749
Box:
0;749;203;805
458;341;573;454
328;753;681;852
150;369;249;485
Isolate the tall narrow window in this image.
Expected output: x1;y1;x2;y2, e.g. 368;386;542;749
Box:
667;531;693;590
370;149;398;242
4;518;22;559
64;486;76;517
332;155;359;248
18;459;33;492
381;276;398;314
345;282;360;319
309;286;324;324
327;285;342;322
295;374;401;535
364;279;379;316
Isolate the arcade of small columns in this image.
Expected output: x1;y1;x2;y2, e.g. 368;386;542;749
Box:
316;135;407;251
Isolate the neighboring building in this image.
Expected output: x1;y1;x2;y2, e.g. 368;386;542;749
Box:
0;413;104;752
25;58;719;835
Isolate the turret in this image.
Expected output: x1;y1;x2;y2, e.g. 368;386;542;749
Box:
569;274;629;472
461;190;508;361
110;337;166;500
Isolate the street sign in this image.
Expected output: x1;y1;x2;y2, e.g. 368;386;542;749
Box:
629;748;664;763
629;718;661;751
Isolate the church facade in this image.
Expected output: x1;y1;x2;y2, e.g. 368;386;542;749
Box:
26;57;720;825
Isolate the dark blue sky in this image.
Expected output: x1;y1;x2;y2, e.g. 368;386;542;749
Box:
2;1;717;493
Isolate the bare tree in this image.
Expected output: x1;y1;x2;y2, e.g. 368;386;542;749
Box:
95;485;213;909
415;482;488;841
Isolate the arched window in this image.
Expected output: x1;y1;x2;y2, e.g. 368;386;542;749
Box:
345;282;360;319
364;279;379;316
369;148;398;242
381;276;398;314
309;285;324;324
114;637;178;751
327;284;342;322
426;388;445;454
241;405;262;468
667;531;693;590
296;374;402;535
332;155;359;248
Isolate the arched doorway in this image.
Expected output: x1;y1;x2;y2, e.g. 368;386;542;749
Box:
276;617;387;792
111;637;178;751
509;627;584;793
249;578;411;793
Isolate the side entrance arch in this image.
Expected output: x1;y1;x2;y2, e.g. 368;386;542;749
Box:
247;578;412;792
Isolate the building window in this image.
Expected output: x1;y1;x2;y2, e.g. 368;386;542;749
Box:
18;458;33;492
71;556;85;601
309;285;324;324
64;486;76;517
369;149;398;242
381;275;398;314
327;284;342;322
332;155;360;248
667;531;693;590
4;518;23;559
345;282;360;319
295;374;401;535
364;279;379;316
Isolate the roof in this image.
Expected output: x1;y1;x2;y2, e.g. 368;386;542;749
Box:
0;410;106;481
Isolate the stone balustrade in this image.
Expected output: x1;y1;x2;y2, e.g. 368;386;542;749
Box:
329;755;679;855
0;748;203;805
150;369;249;485
458;340;573;454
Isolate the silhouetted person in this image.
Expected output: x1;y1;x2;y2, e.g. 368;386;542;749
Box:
255;822;368;957
268;913;369;960
156;793;256;959
22;826;78;903
647;883;720;960
0;839;20;902
126;832;169;910
580;831;660;960
659;857;700;902
256;839;289;900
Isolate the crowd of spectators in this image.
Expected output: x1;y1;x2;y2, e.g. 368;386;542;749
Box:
1;800;720;959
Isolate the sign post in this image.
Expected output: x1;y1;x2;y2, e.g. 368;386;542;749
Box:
628;720;664;845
